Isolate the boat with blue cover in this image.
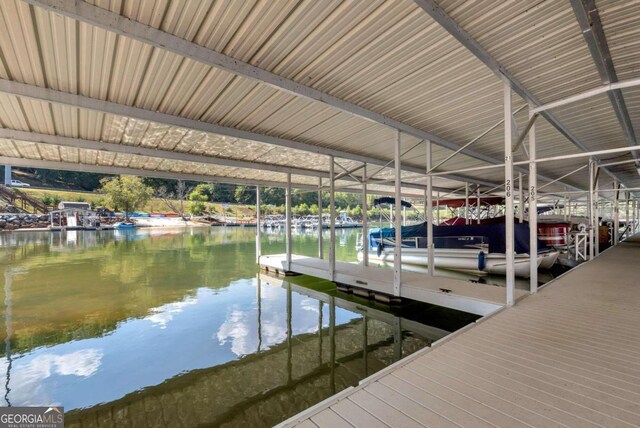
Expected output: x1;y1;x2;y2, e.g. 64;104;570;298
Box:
359;222;558;278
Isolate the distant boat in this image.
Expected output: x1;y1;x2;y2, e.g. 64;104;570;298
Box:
113;221;136;229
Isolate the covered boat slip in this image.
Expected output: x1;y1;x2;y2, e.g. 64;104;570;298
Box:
259;254;527;316
279;235;640;428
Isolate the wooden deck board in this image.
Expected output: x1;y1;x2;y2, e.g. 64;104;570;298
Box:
279;237;640;428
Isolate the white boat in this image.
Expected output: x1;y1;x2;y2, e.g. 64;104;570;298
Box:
359;246;552;278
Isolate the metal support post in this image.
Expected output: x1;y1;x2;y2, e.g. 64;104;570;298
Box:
285;174;292;271
436;192;440;224
426;141;434;276
465;183;470;224
614;180;619;246
329;156;336;281
528;106;538;293
318;177;323;259
518;172;524;223
633;199;637;235
595;184;600;256
393;130;402;296
588;161;595;260
504;82;515;306
625;192;630;240
255;186;261;264
362;164;368;266
476;186;481;224
3;165;10;185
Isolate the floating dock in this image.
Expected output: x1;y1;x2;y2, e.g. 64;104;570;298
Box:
260;254;528;316
278;236;640;427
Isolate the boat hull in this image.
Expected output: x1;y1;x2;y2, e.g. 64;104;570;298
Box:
359;247;543;278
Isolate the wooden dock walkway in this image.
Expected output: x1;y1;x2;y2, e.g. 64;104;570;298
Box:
260;254;527;316
277;236;640;427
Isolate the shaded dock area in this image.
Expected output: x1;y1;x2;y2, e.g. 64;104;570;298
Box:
260;254;527;316
279;236;640;427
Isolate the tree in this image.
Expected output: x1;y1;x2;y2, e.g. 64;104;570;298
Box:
188;184;210;215
99;176;153;220
156;180;192;219
234;185;255;204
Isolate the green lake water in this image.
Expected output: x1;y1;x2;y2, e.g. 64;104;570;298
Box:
0;227;479;427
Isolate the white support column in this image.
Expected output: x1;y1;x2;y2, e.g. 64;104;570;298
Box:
588;160;595;260
3;165;10;185
329;157;336;281
256;186;261;264
518;172;524;223
362;164;368;267
594;184;600;256
426;140;435;277
285;174;292;271
614;180;619;246
465;183;470;224
318;177;323;259
633;199;637;235
625;192;630;240
402;205;406;226
528;105;538;293
504;82;515;306
393;130;402;297
476;186;481;224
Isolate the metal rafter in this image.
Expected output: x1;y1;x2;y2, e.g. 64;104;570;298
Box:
414;0;630;188
0;129;439;191
0;129;325;178
0;78;496;189
571;0;638;162
23;0;573;191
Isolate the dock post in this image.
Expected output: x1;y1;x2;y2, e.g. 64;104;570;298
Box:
362;163;368;267
633;199;637;235
436;192;440;224
3;165;10;185
465;182;469;224
393;130;402;296
528;104;538;293
504;82;515;306
476;186;481;224
625;192;630;240
318;177;323;259
286;173;292;271
329;156;336;282
426;140;434;277
256;186;261;264
588;160;595;260
614;180;619;246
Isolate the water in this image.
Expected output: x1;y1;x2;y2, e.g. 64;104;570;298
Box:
0;227;478;427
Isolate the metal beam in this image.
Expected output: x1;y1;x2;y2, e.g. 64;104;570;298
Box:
0;129;324;178
1;129;439;192
0;156;312;189
27;0;505;168
414;0;630;189
571;0;638;161
0;79;498;190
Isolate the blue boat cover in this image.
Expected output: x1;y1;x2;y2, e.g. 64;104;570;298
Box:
370;222;549;254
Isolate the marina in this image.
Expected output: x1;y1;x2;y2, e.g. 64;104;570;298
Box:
0;0;639;426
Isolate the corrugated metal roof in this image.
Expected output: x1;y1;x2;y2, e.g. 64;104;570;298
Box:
0;0;637;197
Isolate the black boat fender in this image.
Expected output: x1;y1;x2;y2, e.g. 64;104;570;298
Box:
377;242;383;257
